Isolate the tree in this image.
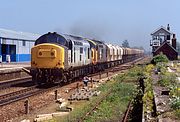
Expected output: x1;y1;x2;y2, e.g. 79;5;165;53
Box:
122;40;130;48
132;46;144;50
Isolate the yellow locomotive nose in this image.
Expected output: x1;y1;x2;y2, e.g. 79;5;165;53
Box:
31;43;65;69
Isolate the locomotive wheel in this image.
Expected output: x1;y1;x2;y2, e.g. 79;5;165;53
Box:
32;74;42;86
32;75;38;85
63;75;68;83
53;77;60;84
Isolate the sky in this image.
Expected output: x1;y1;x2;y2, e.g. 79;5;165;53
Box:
0;0;180;51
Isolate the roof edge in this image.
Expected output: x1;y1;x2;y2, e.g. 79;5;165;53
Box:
151;26;173;35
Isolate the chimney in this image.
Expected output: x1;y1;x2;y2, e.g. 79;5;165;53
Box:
167;24;170;31
172;34;176;49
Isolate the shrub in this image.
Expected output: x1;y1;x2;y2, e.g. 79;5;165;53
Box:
145;64;154;74
151;53;169;64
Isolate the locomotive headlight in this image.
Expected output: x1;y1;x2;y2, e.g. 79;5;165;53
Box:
51;49;56;58
32;61;35;64
51;52;54;56
39;52;42;56
57;60;61;65
32;61;37;66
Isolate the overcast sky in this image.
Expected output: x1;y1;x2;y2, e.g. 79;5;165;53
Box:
0;0;180;51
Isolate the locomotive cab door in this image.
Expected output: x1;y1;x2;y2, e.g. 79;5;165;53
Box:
83;47;87;65
68;40;73;67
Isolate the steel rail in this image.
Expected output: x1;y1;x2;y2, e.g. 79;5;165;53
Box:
122;100;132;122
0;76;32;90
0;85;37;106
78;89;113;122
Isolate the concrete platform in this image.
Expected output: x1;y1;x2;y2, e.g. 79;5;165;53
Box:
0;62;30;68
0;62;30;72
0;62;30;81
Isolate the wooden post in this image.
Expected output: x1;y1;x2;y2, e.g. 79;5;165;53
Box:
99;72;101;79
24;99;29;114
55;90;58;100
76;83;79;92
106;72;109;77
91;77;93;88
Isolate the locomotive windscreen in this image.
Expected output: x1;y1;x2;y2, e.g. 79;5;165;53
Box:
35;32;68;47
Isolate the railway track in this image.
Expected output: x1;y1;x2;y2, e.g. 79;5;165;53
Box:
122;100;133;122
78;93;133;122
89;56;145;78
0;76;32;90
0;84;64;107
0;85;37;106
0;78;83;107
0;57;147;107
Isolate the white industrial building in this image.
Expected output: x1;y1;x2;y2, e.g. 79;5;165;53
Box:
0;28;40;62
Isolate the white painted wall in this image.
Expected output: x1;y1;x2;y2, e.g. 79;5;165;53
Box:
0;38;35;54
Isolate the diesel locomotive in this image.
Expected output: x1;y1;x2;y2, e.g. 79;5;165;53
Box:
31;32;144;85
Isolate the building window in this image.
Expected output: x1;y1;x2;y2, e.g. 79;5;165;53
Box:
167;35;170;40
153;40;160;46
153;36;157;40
23;41;26;46
2;38;6;44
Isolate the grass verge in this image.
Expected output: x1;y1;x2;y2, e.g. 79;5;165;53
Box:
50;66;144;122
84;82;136;122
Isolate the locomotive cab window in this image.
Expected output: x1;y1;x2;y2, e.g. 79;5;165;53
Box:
35;33;67;47
68;39;73;49
68;40;73;63
80;47;83;54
